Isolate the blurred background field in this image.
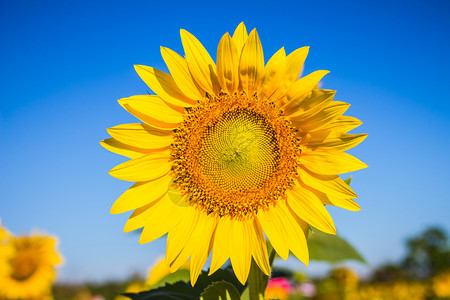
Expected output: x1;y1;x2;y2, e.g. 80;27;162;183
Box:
1;0;450;299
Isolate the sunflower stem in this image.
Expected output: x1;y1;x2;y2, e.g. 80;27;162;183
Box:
248;259;264;300
248;247;276;300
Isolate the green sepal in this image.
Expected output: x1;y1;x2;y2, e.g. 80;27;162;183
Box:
344;176;352;185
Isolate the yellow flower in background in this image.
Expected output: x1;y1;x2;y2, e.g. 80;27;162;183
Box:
101;22;367;285
432;271;450;298
0;223;14;278
331;267;359;290
0;233;63;300
114;257;190;300
356;281;426;300
114;282;145;300
0;225;7;241
146;257;190;288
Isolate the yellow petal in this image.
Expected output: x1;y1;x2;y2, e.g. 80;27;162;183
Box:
160;47;204;100
180;29;219;95
270;46;309;101
166;209;217;286
118;95;183;129
303;131;368;151
286;184;336;235
286;47;309;81
299;168;361;211
319;116;363;133
168;246;191;275
110;173;173;214
209;216;231;275
250;218;270;276
325;194;360;211
137;195;188;243
277;201;309;265
301;149;368;175
290;210;310;239
108;150;171;181
283;70;330;113
134;65;196;107
216;32;239;94
229;220;252;285
166;207;199;268
286;89;335;118
257;47;286;100
232;22;248;58
257;205;289;260
238;28;264;94
124;198;160;232
100;138;150;159
312;187;361;212
107;123;173;149
292;101;350;133
300;168;357;198
189;212;217;286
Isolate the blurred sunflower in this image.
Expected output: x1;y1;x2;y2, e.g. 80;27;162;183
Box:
101;22;367;285
114;282;145;300
0;223;14;278
331;267;359;290
0;233;63;300
146;257;190;288
432;271;450;298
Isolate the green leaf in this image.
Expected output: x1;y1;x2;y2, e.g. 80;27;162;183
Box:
200;281;241;300
123;268;246;300
195;268;246;295
123;281;197;300
307;229;366;264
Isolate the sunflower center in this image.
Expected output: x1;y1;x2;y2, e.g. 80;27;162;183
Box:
10;249;39;281
200;109;278;191
171;92;301;220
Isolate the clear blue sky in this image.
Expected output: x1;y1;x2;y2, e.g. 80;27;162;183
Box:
1;0;449;282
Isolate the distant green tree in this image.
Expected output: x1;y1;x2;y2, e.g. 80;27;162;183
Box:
371;263;410;282
401;227;450;279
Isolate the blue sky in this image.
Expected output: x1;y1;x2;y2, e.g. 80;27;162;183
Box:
1;0;449;282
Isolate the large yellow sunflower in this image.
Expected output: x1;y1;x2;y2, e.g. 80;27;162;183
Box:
0;233;63;300
101;22;367;285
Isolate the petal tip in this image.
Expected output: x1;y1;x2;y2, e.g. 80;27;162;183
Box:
110;203;125;215
138;235;148;244
117;98;128;105
180;28;189;38
304;257;310;267
235;22;247;31
99;140;107;148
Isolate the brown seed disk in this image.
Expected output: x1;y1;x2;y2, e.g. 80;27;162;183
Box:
171;92;301;220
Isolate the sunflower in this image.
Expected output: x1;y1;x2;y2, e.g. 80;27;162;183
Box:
0;233;63;300
0;223;14;278
146;257;190;288
101;22;367;285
